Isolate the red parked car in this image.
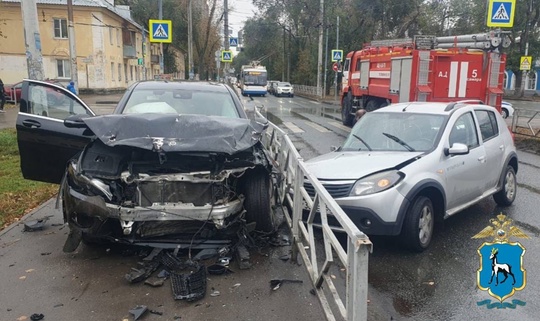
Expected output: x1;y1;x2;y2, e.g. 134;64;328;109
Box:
4;79;66;104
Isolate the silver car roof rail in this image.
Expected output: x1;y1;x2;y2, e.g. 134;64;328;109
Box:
444;99;484;111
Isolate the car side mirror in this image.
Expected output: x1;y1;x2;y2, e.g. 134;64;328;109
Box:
444;143;469;156
64;114;90;128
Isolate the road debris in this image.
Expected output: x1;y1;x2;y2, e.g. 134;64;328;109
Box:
170;261;206;301
23;217;49;232
129;305;148;321
210;290;220;297
236;245;251;270
30;314;44;321
144;277;165;287
270;279;303;291
149;310;163;316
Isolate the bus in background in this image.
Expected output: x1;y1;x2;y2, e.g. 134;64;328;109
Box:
240;63;267;96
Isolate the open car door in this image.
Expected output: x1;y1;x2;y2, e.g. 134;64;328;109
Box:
16;80;96;184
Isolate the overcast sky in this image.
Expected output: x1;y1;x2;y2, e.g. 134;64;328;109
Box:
227;0;257;36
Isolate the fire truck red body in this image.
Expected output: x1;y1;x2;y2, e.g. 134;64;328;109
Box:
340;35;507;125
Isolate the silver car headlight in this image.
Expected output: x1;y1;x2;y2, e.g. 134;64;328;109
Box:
350;170;403;196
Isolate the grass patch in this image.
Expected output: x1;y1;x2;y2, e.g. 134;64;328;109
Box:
0;128;58;229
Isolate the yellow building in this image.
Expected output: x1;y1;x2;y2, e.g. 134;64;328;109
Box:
0;0;184;92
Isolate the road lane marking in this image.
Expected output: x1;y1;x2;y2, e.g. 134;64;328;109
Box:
304;122;331;133
283;122;304;133
328;121;351;132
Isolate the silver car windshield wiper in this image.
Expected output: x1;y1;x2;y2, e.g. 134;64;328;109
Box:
382;132;415;151
352;134;372;151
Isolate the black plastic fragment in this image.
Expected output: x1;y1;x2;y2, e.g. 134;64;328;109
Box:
160;252;186;272
170;262;206;301
150;310;163;315
23;218;49;232
235;245;251;270
125;261;160;283
129;305;148;321
30;314;44;321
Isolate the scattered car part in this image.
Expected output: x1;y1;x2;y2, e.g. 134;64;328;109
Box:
170;262;206;301
143;248;163;261
235;245;251;270
160;252;186;272
149;310;163;316
144;277;165;287
270;279;303;291
193;248;219;261
23;218;49;232
125;261;160;283
30;314;44;321
207;264;233;275
129;305;148;321
157;269;170;279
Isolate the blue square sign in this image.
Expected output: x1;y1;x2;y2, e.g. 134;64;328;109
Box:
149;19;172;43
486;0;515;27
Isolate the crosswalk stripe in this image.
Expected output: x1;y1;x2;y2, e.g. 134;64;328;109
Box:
328;121;351;132
283;122;304;133
304;122;330;132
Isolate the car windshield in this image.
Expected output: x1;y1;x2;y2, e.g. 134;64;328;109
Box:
279;82;291;87
122;88;239;118
342;112;445;152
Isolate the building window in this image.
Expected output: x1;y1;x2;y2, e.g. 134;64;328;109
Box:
131;65;134;81
109;27;113;45
526;72;537;90
124;63;128;83
54;18;68;39
118;63;122;81
117;28;120;47
111;62;115;81
56;59;71;78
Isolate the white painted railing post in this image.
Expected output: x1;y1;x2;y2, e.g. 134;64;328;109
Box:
347;236;371;321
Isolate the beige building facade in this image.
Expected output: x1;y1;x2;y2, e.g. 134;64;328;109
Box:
0;0;185;92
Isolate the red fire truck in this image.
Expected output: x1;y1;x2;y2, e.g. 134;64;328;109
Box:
340;33;510;125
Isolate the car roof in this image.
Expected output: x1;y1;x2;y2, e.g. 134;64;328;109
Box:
375;101;497;115
131;80;231;92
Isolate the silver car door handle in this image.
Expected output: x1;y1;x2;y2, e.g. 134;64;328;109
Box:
478;156;486;163
499;145;504;150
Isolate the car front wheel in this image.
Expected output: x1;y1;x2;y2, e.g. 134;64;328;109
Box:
402;196;434;252
242;170;276;232
493;165;516;206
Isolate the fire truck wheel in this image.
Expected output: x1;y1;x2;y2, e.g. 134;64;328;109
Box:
365;100;379;112
341;92;354;126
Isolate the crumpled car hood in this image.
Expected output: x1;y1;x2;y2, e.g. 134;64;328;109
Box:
83;113;266;154
305;151;423;180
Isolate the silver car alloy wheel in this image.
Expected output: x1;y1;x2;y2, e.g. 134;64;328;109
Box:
418;205;433;245
505;170;516;200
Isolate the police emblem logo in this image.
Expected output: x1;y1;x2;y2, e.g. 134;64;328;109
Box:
472;213;529;308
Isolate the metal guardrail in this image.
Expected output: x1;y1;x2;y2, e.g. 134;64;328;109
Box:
511;108;540;137
294;84;323;98
257;109;372;321
6;88;18;104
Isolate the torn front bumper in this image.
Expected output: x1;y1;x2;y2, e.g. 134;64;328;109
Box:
65;186;245;235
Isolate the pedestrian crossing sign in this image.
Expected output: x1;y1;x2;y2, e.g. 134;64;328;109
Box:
149;19;172;43
229;37;238;47
486;0;515;27
520;56;532;71
331;49;343;62
221;50;233;62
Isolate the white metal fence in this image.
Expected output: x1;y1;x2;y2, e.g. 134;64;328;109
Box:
511;108;540;137
293;84;323;98
257;110;372;321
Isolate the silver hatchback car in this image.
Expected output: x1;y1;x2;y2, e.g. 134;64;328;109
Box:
305;101;518;251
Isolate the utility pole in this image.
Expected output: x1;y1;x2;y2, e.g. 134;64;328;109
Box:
316;0;324;97
67;0;78;90
20;0;44;80
334;16;339;102
519;0;533;97
323;19;328;97
223;0;229;81
188;0;194;79
158;0;164;74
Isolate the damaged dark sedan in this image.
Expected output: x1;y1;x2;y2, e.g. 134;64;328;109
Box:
16;80;276;252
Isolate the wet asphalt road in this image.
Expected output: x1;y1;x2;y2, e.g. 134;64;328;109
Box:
260;94;540;321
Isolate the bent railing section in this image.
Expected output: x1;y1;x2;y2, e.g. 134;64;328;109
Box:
511;108;540;138
294;85;323;98
259;112;372;321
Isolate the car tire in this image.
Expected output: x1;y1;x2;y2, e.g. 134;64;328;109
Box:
242;170;276;232
365;99;379;112
493;165;517;206
402;196;434;252
501;108;509;119
341;92;354;126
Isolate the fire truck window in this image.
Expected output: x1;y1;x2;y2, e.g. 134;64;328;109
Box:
355;60;361;71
